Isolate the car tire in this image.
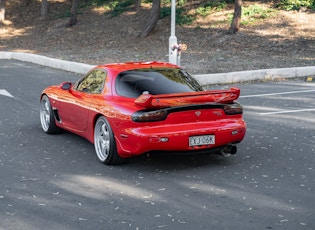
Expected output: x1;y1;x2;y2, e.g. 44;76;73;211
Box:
40;95;61;134
94;116;124;165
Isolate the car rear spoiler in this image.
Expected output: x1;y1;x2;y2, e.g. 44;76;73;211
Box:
134;87;241;108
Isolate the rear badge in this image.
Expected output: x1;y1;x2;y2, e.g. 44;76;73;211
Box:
195;111;201;117
213;111;223;116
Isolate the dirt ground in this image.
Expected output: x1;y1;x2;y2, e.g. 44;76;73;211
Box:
1;1;315;74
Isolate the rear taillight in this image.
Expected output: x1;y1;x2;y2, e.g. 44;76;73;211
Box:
132;110;168;122
224;103;243;115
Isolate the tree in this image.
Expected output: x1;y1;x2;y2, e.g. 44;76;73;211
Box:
25;0;32;6
41;0;48;17
67;0;79;27
229;0;242;33
0;0;5;23
135;0;141;11
139;0;160;38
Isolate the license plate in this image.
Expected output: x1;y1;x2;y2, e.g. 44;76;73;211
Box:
189;135;215;146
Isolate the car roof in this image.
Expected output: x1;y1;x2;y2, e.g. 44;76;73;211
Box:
96;61;180;72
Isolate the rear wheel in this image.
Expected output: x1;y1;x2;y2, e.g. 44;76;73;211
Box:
94;116;124;165
40;95;61;134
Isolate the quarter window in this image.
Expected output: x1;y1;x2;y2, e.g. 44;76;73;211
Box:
76;69;106;94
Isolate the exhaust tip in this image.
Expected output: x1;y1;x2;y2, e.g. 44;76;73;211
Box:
220;145;237;157
230;145;237;155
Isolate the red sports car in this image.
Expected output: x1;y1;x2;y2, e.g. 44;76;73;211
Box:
40;62;246;165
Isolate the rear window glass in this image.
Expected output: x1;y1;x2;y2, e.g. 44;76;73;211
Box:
116;68;204;98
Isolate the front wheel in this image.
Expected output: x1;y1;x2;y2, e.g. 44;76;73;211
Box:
40;95;61;134
94;116;124;165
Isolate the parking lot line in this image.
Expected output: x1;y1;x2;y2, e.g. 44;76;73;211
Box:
240;89;315;98
259;108;315;115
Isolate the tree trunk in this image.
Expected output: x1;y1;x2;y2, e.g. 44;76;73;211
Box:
41;0;48;17
135;0;141;11
67;0;79;27
25;0;32;6
229;0;242;33
139;0;160;38
0;0;6;23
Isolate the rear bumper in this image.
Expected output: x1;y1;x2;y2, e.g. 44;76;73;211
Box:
115;120;246;158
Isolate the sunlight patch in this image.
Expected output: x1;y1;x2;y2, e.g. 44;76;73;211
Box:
52;174;162;201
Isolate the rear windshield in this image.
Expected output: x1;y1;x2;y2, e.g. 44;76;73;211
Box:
116;68;204;98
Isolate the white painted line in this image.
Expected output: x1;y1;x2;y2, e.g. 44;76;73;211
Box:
259;108;315;115
240;89;315;98
0;89;13;98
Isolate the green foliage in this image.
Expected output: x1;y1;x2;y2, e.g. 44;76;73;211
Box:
88;0;278;27
159;6;171;18
243;4;276;19
54;11;71;19
160;6;194;25
89;0;133;17
160;0;187;6
81;0;282;27
176;7;194;25
227;4;277;25
54;4;85;19
109;0;134;17
275;0;315;10
89;0;108;6
195;1;227;17
159;0;193;25
177;0;188;6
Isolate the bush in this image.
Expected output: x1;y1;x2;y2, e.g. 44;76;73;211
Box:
160;6;194;25
275;0;315;10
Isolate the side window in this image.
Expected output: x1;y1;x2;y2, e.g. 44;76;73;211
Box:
76;69;106;94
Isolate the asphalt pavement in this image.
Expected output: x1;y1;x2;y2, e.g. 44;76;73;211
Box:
1;59;315;230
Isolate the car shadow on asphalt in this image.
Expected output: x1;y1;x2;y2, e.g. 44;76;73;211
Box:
126;153;234;170
36;126;235;170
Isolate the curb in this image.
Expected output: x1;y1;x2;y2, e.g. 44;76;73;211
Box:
194;66;315;85
0;52;95;74
1;51;314;86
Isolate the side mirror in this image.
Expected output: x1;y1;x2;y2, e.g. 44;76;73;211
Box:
60;82;72;90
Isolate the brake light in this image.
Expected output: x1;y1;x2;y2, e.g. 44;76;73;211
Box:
224;103;243;115
132;110;168;122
